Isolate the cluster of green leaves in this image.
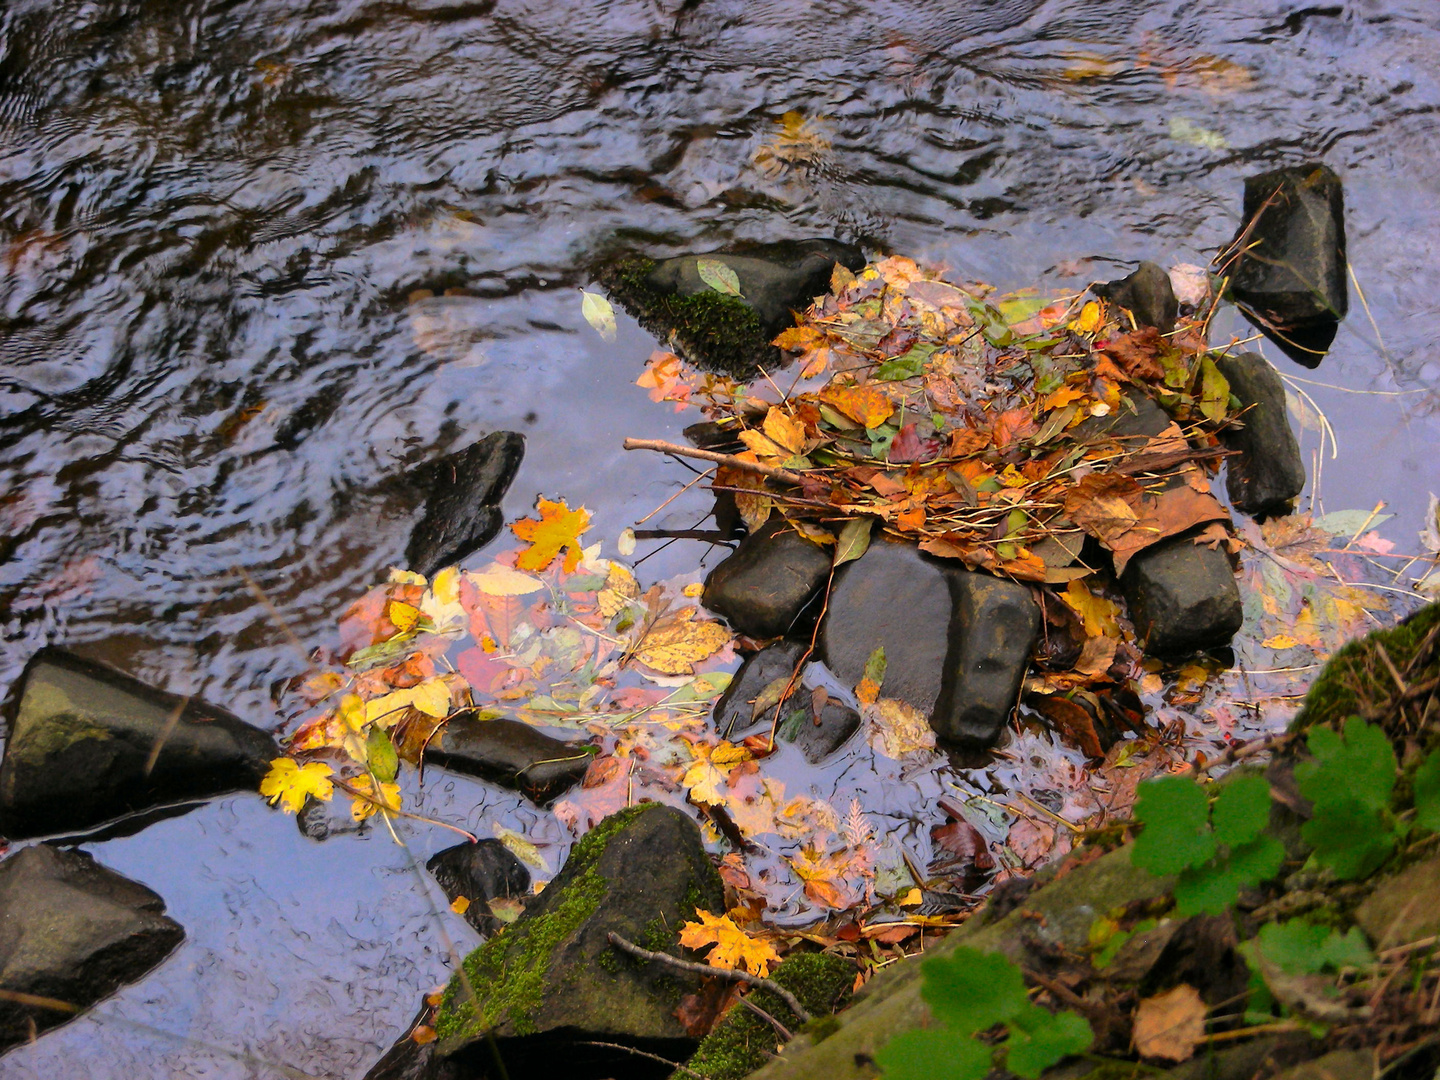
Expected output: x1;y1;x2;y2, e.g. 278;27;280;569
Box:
1297;717;1401;879
1131;773;1283;915
876;948;1093;1080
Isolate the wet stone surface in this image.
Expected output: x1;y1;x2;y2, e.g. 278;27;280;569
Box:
702;519;833;639
1121;538;1244;655
1216;351;1306;519
404;431;526;578
1095;261;1178;335
0;650;278;840
425;839;531;938
426;717;591;806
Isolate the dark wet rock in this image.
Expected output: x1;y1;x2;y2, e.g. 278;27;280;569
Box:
680;952;855;1080
426;717;591;805
781;695;862;764
712;642;807;739
405;431;525;577
433;804;725;1077
1227;164;1347;368
362;1003;463;1080
599;239;865;376
702;519;832;639
819;539;1040;748
1215;351;1306;518
0;649;279;839
296;793;362;842
426;839;531;937
0;845;184;1049
1072;390;1173;445
1120;537;1243;655
1094;261;1178;335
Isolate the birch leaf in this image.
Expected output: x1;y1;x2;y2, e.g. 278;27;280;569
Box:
581;290;617;341
696;258;742;297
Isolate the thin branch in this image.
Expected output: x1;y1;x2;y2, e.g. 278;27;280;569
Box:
623;438;807;485
575;1041;709;1080
739;994;795;1041
606;932;812;1023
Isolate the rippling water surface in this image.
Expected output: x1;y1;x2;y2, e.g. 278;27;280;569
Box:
2;0;1439;1075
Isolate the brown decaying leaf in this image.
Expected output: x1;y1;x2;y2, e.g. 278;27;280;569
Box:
1133;984;1208;1062
1034;696;1104;758
1108;487;1230;575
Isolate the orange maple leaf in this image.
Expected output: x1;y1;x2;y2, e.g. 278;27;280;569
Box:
679;909;781;976
511;498;592;572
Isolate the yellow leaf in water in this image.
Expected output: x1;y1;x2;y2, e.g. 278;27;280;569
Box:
856;677;881;706
597;562;642;618
869;698;937;757
409;677;453;719
431;566;461;606
512;498;593;573
762;407;807;455
679;910;781;976
493;825;549;873
738;428;788;461
709;740;752;767
388;601;422;633
899;887;923;907
1061;579;1122;638
632;609;731;675
581;290;617;341
1261;634;1299;650
339;693;367;732
259;758;334;814
467;565;546;596
681;581;705;598
449;895;471;915
349;775;401;822
682;759;728;806
367;689;418;728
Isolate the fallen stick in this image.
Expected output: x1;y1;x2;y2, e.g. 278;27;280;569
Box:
575;1041;708;1079
606;932;813;1024
623;438;807;486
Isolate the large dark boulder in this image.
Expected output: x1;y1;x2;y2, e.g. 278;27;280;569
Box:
599;239;865;376
1215;351;1306;518
426;717;591;805
0;649;278;839
702;519;833;639
0;845;184;1049
433;804;725;1078
1094;261;1178;335
406;431;525;577
1120;537;1243;654
426;839;530;937
1226;164;1347;368
819;539;1040;748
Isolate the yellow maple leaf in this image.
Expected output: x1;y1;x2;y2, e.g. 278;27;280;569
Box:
1261;633;1299;650
260;758;334;813
822;384;894;430
597;562;641;618
511;498;592;573
682;759;728;806
631;608;731;675
349;774;401;822
762;407;807;455
679;910;781;976
869;698;937;757
1060;579;1122;638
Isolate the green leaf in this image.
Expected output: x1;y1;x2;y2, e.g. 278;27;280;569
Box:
1320;927;1375;970
1297;717;1397;813
1312;509;1393;538
1174;834;1285;916
1211;774;1273;848
919;948;1029;1033
874;343;937;381
1256;919;1374;976
1005;1007;1094;1079
1131;776;1217;875
875;1029;992;1080
1199;357;1230;424
696;257;742;297
366;726;399;783
863;646;888;690
835;517;874;567
1412;748;1440;833
581;290;617;341
1301;797;1394;880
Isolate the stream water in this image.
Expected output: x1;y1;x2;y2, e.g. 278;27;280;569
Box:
1;0;1439;1075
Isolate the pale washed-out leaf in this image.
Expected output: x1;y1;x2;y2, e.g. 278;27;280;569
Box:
696;258;742;297
1421;492;1440;554
581;290;617;341
834;516;873;567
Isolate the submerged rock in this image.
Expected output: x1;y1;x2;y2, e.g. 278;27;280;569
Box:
599;239;865;376
426;717;591;805
433;803;725;1077
1215;351;1305;519
426;839;531;937
819;539;1040;748
712;642;808;739
1094;261;1178;335
405;431;525;577
702;519;832;639
1227;164;1347;368
0;845;184;1049
0;649;278;839
712;643;860;763
1120;537;1243;655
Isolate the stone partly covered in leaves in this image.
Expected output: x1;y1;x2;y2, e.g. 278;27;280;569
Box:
433;804;725;1073
426;839;531;937
599;240;865;376
0;649;278;839
1214;352;1305;518
1225;164;1348;368
703;518;833;638
1093;261;1178;336
404;431;525;578
678;953;855;1080
0;845;184;1049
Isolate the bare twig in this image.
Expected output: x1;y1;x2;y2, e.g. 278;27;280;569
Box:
575;1040;709;1079
739;994;795;1041
767;562;836;750
1187;729;1303;777
606;932;812;1023
623;438;807;485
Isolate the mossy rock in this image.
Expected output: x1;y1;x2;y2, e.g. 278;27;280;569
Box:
596;240;863;377
1291;602;1440;736
434;803;725;1074
677;953;855;1080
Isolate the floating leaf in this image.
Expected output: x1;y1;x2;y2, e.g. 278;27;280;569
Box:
581;290;617;341
467;565;546;596
870;698;936;757
1198;357;1230;424
260;758;334;814
631;608;730;675
512;497;593;573
366;726;400;783
696;258;742;297
349;774;401;822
